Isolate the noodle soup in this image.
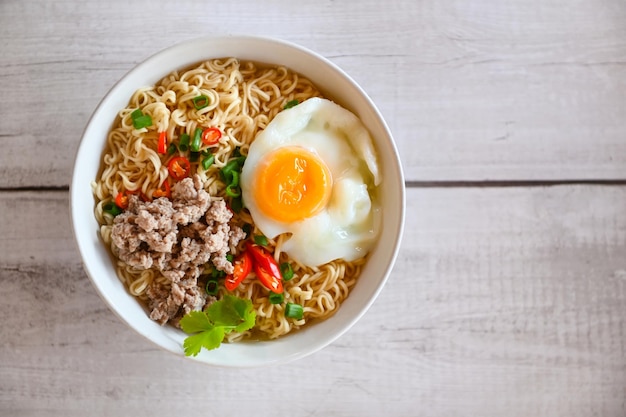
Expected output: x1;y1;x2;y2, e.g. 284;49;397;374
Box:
92;57;381;353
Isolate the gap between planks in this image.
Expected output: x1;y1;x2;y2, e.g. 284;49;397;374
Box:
3;179;626;193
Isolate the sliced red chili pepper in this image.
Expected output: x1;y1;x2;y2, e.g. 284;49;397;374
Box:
254;263;284;294
224;251;253;291
114;192;129;209
246;242;281;278
201;127;222;146
152;180;171;199
245;242;283;292
167;156;191;181
157;131;168;154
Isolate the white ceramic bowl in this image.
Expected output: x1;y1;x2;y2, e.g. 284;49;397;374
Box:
70;35;405;367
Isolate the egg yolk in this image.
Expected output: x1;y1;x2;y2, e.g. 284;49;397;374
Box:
254;146;332;223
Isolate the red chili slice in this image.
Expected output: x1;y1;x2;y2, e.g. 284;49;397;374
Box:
253;263;284;294
157;131;168;154
114;192;129;209
152;180;171;199
167;156;191;181
201;127;222;146
246;242;282;280
224;251;253;291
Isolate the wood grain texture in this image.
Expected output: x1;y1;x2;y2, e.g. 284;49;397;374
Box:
1;187;624;416
2;0;626;187
2;0;626;415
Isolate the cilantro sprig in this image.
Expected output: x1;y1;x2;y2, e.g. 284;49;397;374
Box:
180;295;256;357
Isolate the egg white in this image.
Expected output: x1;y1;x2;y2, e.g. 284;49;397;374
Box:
240;97;381;267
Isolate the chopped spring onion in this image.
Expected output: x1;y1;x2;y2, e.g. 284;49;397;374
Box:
130;108;143;120
211;268;226;279
226;254;234;263
190;128;202;152
230;196;243;213
167;143;178;155
179;133;190;152
130;108;152;129
285;303;303;320
193;95;210;110
201;154;214;171
220;156;246;183
102;202;122;217
229;170;240;187
205;279;219;296
269;292;284;305
280;262;294;281
132;114;152;129
284;99;299;109
225;184;240;198
254;234;268;247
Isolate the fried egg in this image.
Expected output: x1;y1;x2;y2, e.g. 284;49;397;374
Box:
240;97;381;267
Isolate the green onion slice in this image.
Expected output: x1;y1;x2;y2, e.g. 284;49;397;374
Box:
220;157;246;183
130;108;143;120
193;95;210;110
225;184;240;198
285;303;304;320
102;202;122;217
205;279;219;296
132;114;152;129
179;133;190;152
211;268;226;279
201;154;214;171
284;99;299;109
269;292;284;305
254;234;268;247
230;196;244;213
280;262;294;281
190;128;202;152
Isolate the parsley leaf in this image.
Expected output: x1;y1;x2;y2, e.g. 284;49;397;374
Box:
179;310;212;334
180;295;256;357
182;327;225;357
232;298;256;333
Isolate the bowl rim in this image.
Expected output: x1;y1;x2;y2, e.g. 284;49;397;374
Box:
70;34;406;367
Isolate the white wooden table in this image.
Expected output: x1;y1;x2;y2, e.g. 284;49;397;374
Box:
1;1;625;415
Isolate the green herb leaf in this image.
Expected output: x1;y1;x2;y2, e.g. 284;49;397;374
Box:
206;295;246;329
232;298;256;332
180;295;256;356
183;326;225;356
180;310;213;334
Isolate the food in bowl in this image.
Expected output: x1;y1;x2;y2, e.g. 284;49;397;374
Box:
91;57;381;356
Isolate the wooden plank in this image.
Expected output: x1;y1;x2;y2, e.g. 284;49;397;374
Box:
1;187;624;416
2;0;626;187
